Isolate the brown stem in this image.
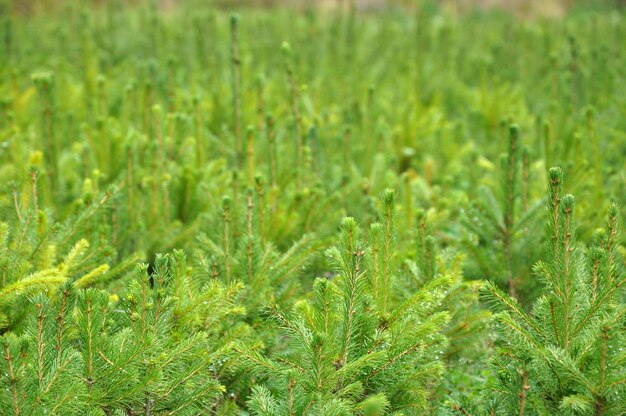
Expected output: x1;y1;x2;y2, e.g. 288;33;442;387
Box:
288;378;296;416
550;301;560;344
518;369;529;416
36;303;45;388
563;204;572;351
4;343;21;416
55;288;70;363
32;170;39;213
452;405;472;416
144;395;152;416
86;295;94;393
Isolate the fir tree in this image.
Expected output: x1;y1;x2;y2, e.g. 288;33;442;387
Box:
237;198;451;415
0;169;136;332
483;167;626;415
461;124;542;303
0;251;244;415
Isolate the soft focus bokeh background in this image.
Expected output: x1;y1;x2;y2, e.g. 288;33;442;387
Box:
7;0;625;17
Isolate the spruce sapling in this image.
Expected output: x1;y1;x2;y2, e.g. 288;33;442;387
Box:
483;167;626;415
238;214;450;414
461;124;542;303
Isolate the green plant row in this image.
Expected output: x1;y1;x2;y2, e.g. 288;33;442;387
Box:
0;1;625;414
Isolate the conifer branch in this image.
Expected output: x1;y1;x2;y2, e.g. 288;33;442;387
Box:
381;189;395;313
483;282;543;337
0;272;66;307
365;339;434;382
548;167;563;261
55;287;71;363
561;194;575;352
339;241;363;366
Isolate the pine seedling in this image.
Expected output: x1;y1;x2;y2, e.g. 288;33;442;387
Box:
0;287;86;415
409;208;491;413
369;188;396;315
200;192;321;314
483;167;626;415
112;257;227;414
0;181;125;331
0;251;241;415
461;124;542;303
237;216;451;415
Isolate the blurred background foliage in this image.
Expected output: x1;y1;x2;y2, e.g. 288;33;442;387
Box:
7;0;626;18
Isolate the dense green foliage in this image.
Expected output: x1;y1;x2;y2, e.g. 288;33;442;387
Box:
0;1;625;414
